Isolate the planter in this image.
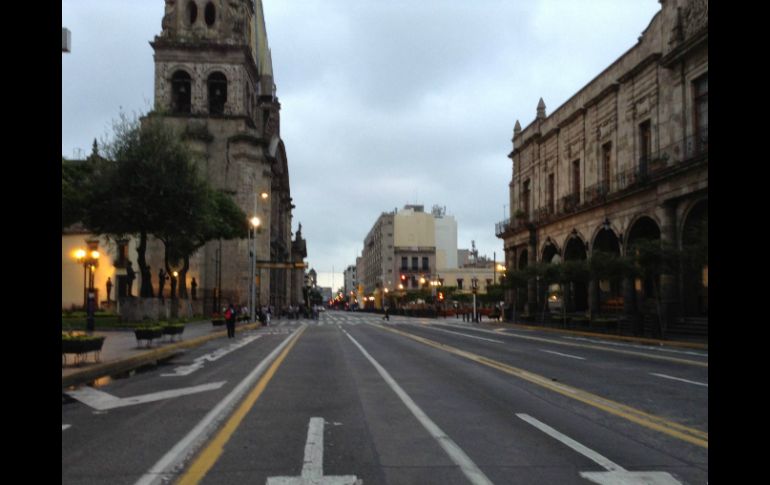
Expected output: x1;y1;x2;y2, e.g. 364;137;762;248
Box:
62;334;105;366
134;326;163;347
162;324;185;341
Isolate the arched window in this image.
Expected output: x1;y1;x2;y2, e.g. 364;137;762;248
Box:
187;2;198;25
171;71;192;114
208;72;227;115
204;2;216;27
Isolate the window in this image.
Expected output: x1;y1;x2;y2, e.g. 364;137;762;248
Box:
547;174;555;214
522;180;531;218
208;72;227;115
116;240;129;268
412;257;418;270
422;257;429;270
401;257;407;270
204;2;216;27
572;160;580;197
693;73;708;154
639;120;651;173
601;142;611;189
457;278;464;290
171;71;192;114
187;1;198;25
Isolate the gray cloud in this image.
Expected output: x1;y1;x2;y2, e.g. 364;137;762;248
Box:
63;0;661;288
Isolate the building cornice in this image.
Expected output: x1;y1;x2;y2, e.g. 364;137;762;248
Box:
617;53;662;83
660;29;708;68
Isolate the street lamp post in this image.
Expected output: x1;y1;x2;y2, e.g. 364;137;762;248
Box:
471;277;479;323
249;215;261;323
75;247;100;333
249;191;268;322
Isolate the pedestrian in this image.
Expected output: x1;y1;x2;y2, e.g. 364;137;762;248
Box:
105;277;113;303
225;303;236;338
259;308;267;326
158;268;166;302
126;261;136;297
382;305;390;321
190;277;198;300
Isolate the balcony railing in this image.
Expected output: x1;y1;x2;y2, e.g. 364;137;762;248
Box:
499;127;707;237
583;181;610;206
495;216;531;237
559;193;580;214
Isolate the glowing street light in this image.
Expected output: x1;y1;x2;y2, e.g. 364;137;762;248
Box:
249;215;262;323
74;244;100;332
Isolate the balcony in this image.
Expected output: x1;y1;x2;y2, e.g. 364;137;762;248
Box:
559;193;580;214
583;181;610;206
498;127;707;237
495;217;530;237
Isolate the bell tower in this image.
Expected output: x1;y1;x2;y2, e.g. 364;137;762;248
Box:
146;0;295;314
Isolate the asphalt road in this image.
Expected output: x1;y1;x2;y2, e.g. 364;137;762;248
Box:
62;312;708;485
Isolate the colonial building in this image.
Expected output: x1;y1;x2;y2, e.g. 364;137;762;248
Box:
497;0;707;334
145;0;305;313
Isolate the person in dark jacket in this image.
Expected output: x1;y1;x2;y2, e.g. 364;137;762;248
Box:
225;303;236;338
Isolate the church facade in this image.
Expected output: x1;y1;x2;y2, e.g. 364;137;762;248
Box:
144;0;306;313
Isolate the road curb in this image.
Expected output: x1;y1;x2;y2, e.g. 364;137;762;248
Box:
62;323;263;389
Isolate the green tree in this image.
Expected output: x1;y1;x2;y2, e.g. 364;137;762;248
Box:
83;112;247;299
628;238;682;338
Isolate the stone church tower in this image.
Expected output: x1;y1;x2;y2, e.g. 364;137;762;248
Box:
146;0;302;312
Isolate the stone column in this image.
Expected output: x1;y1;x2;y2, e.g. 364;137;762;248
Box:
659;201;679;336
526;229;537;316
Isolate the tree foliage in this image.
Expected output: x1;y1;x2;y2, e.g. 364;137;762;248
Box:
78;111;247;298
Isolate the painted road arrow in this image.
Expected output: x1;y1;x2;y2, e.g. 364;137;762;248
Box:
65;381;226;411
517;414;683;485
267;417;360;485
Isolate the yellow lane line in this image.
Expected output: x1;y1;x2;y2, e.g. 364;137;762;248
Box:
175;325;307;485
375;324;708;449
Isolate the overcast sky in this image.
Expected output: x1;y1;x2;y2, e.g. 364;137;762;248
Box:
62;0;661;290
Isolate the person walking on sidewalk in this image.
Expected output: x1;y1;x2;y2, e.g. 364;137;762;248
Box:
225;303;236;338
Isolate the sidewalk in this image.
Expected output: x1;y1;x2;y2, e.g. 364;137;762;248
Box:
62;320;262;389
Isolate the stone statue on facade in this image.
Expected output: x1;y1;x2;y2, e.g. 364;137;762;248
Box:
161;0;177;37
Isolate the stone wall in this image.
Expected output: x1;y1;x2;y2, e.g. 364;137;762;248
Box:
117;297;204;322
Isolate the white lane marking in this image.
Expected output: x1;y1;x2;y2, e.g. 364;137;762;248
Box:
66;382;226;411
422;325;505;344
161;334;262;377
343;329;493;485
650;373;708;387
540;349;586;360
62;424;71;431
133;327;304;485
562;336;708;358
267;417;359;485
517;414;624;472
516;414;683;484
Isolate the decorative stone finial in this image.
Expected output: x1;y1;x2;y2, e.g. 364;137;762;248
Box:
537;98;546;119
514;120;521;134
